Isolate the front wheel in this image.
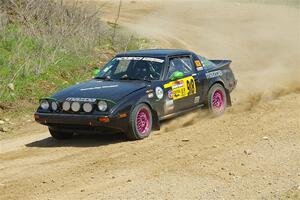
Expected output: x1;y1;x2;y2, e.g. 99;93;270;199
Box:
49;128;74;140
126;103;153;140
207;83;227;116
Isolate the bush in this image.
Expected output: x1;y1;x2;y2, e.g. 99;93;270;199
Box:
0;0;149;112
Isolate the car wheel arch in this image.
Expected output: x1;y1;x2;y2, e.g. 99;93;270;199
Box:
206;80;232;107
130;101;160;131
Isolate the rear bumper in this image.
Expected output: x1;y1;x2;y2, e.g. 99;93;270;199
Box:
34;112;129;133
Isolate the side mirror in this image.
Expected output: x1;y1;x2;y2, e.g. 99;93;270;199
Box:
170;71;184;81
93;69;100;77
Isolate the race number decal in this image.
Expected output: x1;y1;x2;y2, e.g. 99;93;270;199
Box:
164;76;196;100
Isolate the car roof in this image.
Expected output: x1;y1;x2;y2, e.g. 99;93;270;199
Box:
116;49;193;57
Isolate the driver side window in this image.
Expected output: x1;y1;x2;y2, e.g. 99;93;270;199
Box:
167;57;195;79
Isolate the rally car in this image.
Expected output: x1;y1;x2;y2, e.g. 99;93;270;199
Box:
35;49;237;140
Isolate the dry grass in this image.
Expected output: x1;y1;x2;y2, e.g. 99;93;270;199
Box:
0;0;149;114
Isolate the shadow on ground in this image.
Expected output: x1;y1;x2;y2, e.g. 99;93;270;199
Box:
26;133;128;148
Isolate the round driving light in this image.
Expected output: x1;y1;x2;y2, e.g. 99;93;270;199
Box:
83;103;93;112
51;101;58;111
62;101;71;111
40;100;49;110
71;102;81;112
98;101;107;111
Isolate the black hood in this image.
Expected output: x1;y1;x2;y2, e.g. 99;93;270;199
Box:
52;79;147;103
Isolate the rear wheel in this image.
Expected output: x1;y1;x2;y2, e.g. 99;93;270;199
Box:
49;128;74;140
126;103;153;140
207;83;227;116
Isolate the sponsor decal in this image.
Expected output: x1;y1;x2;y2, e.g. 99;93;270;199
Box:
116;57;143;61
163;76;196;100
172;81;184;89
194;96;200;104
148;92;154;98
115;57;164;63
66;97;97;102
167;90;173;99
142;57;165;63
196;67;203;71
206;70;223;79
80;85;118;91
165;99;174;112
146;89;154;98
155;87;164;99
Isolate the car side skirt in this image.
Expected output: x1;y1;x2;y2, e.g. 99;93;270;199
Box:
159;104;204;121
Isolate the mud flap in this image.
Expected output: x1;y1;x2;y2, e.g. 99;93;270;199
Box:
152;110;160;131
226;89;232;107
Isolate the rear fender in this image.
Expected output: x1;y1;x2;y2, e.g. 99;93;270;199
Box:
207;78;232;107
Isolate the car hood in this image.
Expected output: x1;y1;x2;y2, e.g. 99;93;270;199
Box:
51;79;147;103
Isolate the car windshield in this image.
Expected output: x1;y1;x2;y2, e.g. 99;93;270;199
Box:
95;57;165;81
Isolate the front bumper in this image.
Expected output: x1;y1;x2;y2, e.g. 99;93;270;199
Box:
34;112;129;133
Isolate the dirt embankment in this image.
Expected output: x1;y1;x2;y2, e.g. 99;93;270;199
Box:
1;1;300;199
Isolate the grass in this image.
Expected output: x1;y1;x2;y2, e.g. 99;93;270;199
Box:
0;0;150;117
1;23;94;101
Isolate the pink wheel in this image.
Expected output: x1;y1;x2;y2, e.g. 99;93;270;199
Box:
212;89;225;112
136;108;151;135
208;84;227;116
126;103;152;140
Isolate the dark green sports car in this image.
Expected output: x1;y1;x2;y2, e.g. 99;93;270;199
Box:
35;49;237;140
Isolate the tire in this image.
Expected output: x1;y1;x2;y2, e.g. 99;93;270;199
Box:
207;83;227;116
49;128;74;140
126;103;153;140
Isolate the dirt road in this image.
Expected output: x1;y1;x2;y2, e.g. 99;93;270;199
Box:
1;0;300;199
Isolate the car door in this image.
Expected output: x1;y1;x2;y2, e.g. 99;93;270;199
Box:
163;55;200;113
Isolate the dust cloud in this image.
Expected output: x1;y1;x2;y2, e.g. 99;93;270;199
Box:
105;0;300;128
1;1;300;199
105;1;299;95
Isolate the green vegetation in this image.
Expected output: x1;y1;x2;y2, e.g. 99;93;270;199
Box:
0;0;149;115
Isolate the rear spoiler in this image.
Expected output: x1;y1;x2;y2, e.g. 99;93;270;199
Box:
209;60;232;67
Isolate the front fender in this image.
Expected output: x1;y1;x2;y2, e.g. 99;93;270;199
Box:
110;87;160;130
110;88;151;116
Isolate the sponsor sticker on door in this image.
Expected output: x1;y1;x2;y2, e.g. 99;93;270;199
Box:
164;76;196;100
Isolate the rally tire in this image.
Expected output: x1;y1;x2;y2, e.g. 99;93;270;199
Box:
207;83;227;116
126;103;153;140
49;128;74;140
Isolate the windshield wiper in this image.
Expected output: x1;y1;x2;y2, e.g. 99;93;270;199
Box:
94;75;113;81
120;75;151;82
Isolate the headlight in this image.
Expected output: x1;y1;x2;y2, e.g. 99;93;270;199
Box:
51;101;58;111
40;100;49;110
83;103;93;113
62;101;71;111
98;101;107;111
71;102;81;112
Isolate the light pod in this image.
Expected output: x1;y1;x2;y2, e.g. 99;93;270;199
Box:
83;102;93;113
51;101;58;111
71;102;81;112
97;101;107;111
62;101;71;111
40;100;49;110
